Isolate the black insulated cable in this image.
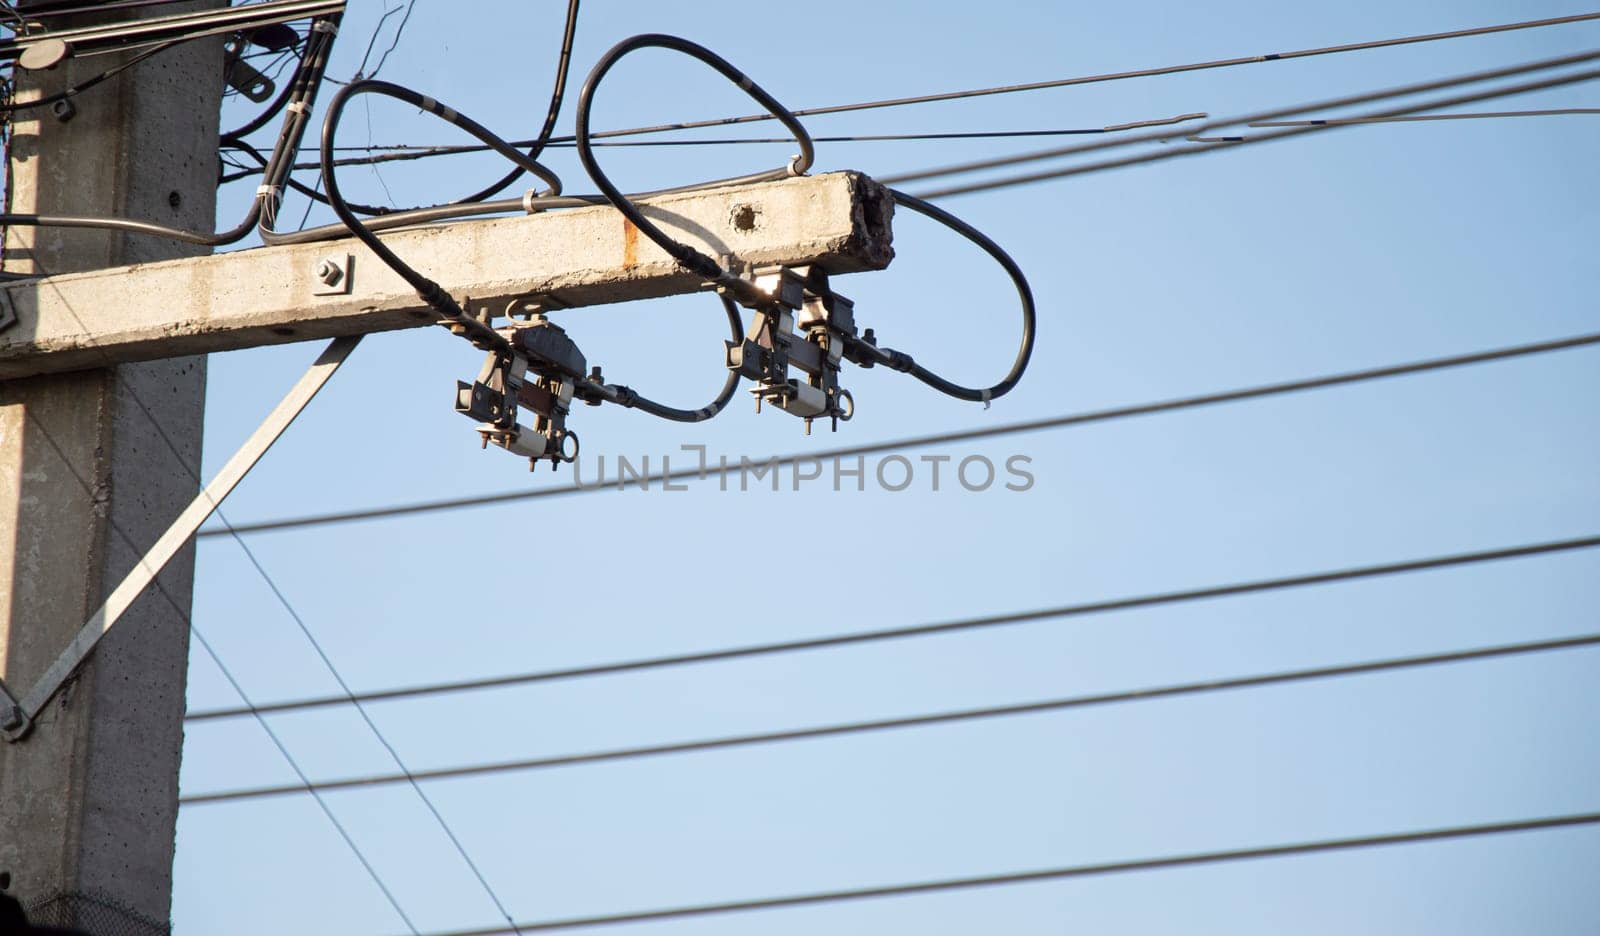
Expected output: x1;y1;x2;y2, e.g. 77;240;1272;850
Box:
309;77;561;347
253;0;577;217
453;0;580;206
0;13;340;248
311;75;731;424
574;33;815;290
0;40;179;115
423;812;1600;933
577;294;745;423
573;34;1030;405
848;189;1036;403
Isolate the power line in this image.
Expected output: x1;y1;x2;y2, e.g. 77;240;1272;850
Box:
178;532;1600;759
420;811;1600;934
905;58;1600;199
185;534;1600;722
180;629;1600;805
215;113;1207;182
574;11;1600;140
196;330;1600;539
1249;107;1600;126
269;10;1600;175
259;103;1598;166
883;47;1600;186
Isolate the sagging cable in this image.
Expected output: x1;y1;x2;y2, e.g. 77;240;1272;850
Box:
575;34;1032;429
318;77;741;470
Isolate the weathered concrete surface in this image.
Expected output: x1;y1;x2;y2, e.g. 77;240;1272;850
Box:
0;170;896;379
0;2;223;931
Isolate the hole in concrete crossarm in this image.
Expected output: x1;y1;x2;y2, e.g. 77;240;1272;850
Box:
730;203;761;233
1;870;10;889
271;326;295;336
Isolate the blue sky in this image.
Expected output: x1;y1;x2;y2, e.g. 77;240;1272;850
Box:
174;2;1599;933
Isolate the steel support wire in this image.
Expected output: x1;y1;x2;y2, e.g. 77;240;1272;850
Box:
186;533;1600;722
424;812;1600;934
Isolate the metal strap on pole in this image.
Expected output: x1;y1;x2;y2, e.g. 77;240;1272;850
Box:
0;336;360;742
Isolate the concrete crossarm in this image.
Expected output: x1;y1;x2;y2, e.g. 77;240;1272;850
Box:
0;171;895;379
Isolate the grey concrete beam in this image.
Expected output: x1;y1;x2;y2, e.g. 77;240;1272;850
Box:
0;171;895;379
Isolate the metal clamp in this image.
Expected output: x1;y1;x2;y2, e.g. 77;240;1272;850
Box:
724;266;857;434
455;317;584;471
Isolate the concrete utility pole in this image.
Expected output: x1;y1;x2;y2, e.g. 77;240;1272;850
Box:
0;8;893;932
0;2;226;933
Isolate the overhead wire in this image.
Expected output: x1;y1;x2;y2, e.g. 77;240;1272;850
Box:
223;45;1600;254
452;0;578;205
279;9;1600;175
181;618;1600;804
1249;107;1600;126
901;55;1600;199
423;812;1600;934
215;113;1208;182
197;330;1600;538
884;47;1600;186
184;533;1600;724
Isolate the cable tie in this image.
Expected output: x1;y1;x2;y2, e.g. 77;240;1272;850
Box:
285;100;310;116
255;184;280;199
312;20;338;35
980;388;992;409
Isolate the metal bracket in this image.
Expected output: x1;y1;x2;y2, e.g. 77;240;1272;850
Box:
2;336;360;743
0;678;29;738
311;253;353;296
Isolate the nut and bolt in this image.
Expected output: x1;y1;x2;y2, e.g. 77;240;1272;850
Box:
315;258;344;287
1;704;23;732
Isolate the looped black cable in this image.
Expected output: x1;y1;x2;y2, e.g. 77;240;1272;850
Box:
574;33;815;285
451;0;581;206
314;78;564;345
847;189;1036;404
581;294;745;422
